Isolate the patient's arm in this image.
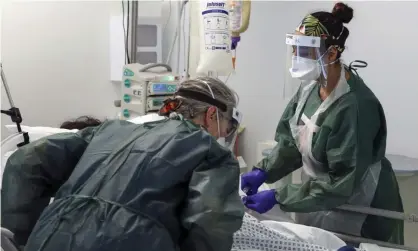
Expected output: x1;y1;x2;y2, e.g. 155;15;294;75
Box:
0;126;98;246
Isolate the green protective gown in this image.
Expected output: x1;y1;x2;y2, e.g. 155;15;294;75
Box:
1;118;244;251
256;67;404;245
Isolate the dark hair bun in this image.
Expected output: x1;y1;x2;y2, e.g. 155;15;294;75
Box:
332;2;353;24
60;116;102;130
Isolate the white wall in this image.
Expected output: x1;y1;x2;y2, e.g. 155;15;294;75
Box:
1;1;122;139
204;1;418;168
161;1;188;75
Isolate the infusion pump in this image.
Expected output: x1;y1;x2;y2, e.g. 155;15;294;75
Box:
120;64;180;120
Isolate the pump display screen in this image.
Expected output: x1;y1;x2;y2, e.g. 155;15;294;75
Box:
153;99;164;106
152;83;177;93
160;76;176;82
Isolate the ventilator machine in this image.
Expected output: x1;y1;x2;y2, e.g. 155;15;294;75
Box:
119;63;180;120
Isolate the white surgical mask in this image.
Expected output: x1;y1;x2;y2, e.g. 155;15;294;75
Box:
217;136;226;147
215;109;227;148
289;56;321;81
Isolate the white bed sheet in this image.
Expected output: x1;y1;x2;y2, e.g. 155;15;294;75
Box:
233;213;347;251
261;220;346;250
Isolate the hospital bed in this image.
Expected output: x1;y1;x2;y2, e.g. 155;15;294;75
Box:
1;123;417;251
242;149;418;251
240;180;418;251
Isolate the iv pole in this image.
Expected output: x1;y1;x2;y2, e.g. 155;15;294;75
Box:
129;0;138;63
0;63;30;147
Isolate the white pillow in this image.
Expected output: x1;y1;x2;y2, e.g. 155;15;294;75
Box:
5;124;77;135
4;113;165;138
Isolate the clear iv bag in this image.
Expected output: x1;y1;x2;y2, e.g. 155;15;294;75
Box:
229;0;251;37
196;0;233;77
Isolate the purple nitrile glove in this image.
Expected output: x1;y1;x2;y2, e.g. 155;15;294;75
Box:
337;246;356;251
241;168;267;196
242;189;278;214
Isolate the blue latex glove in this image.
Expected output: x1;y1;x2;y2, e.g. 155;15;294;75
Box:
241;168;267;195
337;246;356;251
242;189;278;214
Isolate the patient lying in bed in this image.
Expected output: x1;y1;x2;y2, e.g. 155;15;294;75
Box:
236;180;349;251
233;213;349;251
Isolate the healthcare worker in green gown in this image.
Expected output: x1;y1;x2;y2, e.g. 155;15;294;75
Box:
241;2;404;245
1;77;245;251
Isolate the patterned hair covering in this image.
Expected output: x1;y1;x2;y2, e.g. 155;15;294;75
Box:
296;2;353;54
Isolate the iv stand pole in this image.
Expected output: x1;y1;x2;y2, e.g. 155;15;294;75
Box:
0;63;30;147
129;0;138;63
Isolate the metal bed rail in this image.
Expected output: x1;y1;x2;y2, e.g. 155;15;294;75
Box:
333;204;418;250
332;232;418;251
337;204;418;223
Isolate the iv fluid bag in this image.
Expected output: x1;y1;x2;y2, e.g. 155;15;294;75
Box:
196;0;233;77
229;0;251;36
230;1;242;31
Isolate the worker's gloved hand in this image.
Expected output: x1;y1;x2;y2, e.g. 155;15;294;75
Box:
337;246;356;251
241;168;267;195
242;189;278;214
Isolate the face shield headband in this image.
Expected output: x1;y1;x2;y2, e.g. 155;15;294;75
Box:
159;87;242;149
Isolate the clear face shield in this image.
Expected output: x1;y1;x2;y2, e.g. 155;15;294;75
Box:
219;107;243;151
283;33;330;99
